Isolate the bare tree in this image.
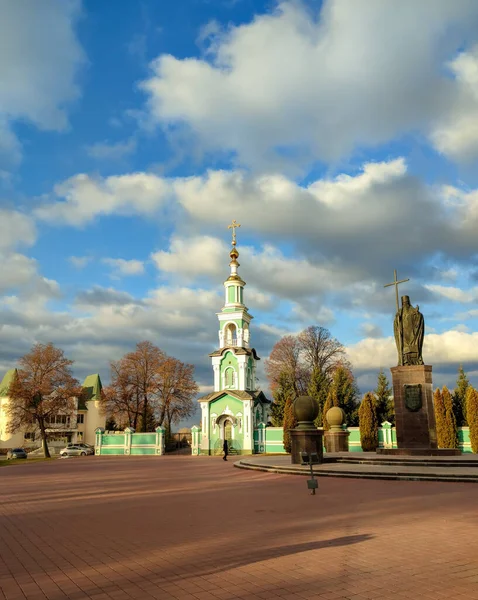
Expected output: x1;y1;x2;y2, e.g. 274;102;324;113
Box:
6;343;81;458
265;335;307;396
298;326;347;376
101;342;198;433
119;341;167;432
156;357;198;435
101;361;141;430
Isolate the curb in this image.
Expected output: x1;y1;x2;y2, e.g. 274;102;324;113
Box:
234;460;478;483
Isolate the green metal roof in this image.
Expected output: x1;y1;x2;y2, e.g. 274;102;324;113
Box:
0;369;17;397
79;374;103;409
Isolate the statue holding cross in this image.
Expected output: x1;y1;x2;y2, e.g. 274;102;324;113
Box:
384;270;425;366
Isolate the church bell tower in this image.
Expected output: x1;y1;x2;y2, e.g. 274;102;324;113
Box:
210;220;259;392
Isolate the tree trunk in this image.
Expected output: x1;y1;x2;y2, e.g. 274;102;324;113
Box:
38;418;51;459
142;394;148;432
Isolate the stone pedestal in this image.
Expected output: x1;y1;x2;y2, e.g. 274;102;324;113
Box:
290;429;324;465
376;365;461;456
324;430;350;453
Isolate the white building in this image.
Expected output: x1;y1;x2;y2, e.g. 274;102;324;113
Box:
0;370;106;449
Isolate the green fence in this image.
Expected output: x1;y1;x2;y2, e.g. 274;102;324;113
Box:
95;426;165;455
191;423;474;456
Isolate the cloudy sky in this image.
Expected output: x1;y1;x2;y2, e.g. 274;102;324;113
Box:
2;0;478;407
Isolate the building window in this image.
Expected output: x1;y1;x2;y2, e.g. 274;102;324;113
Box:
24;432;36;441
225;367;236;388
77;414;84;424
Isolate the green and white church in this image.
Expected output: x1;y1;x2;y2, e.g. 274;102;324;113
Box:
196;221;271;455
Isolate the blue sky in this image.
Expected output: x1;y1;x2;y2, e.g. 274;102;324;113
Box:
3;0;478;404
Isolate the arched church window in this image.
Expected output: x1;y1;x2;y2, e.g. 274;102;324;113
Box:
225;323;237;346
225;367;235;388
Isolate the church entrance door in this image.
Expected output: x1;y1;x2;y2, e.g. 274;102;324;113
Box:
224;420;232;442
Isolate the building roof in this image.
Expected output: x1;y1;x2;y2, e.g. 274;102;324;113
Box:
197;389;270;404
79;374;103;409
208;347;260;359
0;369;17;397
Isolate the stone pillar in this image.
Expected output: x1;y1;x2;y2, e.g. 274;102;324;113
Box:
324;406;349;452
290;396;324;465
124;427;134;455
290;429;324;464
94;427;105;455
191;425;201;456
155;426;165;455
377;365;460;456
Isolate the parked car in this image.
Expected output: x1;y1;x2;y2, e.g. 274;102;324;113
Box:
60;445;94;457
7;448;28;460
67;442;94;450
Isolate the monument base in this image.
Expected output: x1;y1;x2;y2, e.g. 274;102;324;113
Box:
377;448;461;456
324;430;350;453
290;429;324;465
391;365;438;450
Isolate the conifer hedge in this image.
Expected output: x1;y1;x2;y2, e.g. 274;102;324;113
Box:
321;389;335;431
358;392;378;451
434;388;447;448
441;386;458;449
466;387;478;453
282;395;297;453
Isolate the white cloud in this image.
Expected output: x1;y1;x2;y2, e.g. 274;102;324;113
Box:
431;46;478;161
86;137;137;161
152;235;224;278
102;258;145;277
35;172;171;226
0;210;36;251
140;0;478;169
425;284;478;303
359;323;383;339
69;256;92;269
347;330;478;371
0;0;84;168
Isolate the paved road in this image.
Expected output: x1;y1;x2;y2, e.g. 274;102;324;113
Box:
1;456;478;600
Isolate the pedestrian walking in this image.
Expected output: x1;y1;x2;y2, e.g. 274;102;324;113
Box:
223;438;228;461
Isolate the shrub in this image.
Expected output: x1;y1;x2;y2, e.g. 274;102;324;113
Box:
358;392;379;451
434;388;447;448
441;386;458;449
466;387;478;453
321;388;335;431
282;395;297;453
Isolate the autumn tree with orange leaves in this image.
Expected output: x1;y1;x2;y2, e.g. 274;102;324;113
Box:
6;343;81;458
101;341;198;433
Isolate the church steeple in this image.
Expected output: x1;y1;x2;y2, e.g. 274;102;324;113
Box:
209;221;259;392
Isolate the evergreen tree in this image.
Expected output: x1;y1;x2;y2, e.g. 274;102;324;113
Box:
282;395;297;453
453;365;469;426
442;386;458;449
465;387;478;453
308;367;330;427
332;365;360;426
358;392;379;452
434;388;447;448
321;387;336;431
270;372;294;427
374;369;394;425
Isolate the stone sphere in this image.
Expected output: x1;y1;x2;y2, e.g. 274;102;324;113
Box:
326;406;345;429
293;396;319;425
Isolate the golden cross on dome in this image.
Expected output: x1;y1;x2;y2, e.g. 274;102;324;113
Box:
227;219;241;246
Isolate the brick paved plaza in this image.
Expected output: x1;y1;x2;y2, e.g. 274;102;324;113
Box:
1;456;478;600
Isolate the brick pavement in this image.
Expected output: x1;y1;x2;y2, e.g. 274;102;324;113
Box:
1;456;478;600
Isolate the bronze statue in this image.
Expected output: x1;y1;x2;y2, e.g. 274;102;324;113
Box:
394;295;424;366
